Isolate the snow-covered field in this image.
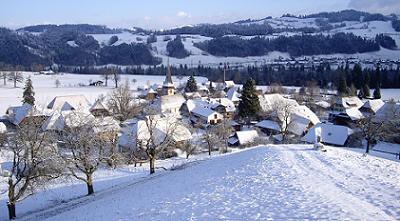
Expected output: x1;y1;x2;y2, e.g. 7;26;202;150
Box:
2;145;399;221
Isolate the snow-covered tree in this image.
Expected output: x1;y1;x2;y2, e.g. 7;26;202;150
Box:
22;78;35;105
5;122;61;219
238;78;261;121
185;75;198;92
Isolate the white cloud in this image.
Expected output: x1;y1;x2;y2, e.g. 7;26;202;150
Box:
348;0;400;14
177;11;191;18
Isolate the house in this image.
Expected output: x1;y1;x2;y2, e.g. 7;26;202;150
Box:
118;115;192;150
89;80;104;86
210;98;236;119
302;123;354;146
329;108;364;127
226;87;241;105
359;99;384;116
331;96;364;112
47;95;90;111
90;100;110;117
5;104;48;126
140;88;157;101
190;107;223;126
259;93;298;113
228;130;258;146
180;99;209;116
256;120;281;135
197;85;209;97
39;70;55;75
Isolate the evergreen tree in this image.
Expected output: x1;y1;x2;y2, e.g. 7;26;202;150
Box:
349;84;357;96
22;78;35;105
337;75;348;96
208;81;215;94
362;84;371;98
352;63;363;89
185;75;198;92
373;84;381;99
238;78;261;120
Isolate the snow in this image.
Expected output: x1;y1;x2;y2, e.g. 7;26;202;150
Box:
256;120;280;131
235;130;258;145
0;122;6;133
302;123;354;146
6;145;399;221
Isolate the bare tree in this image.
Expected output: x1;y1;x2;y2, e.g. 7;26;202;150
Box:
202;126;218;156
183;141;197;159
107;81;142;121
4;122;61;219
214;119;233;153
270;100;295;143
357;115;385;154
137;114;181;174
61;115;106;195
268;83;284;94
8;71;24;88
0;71;7;85
111;68;120;88
101;68;112;87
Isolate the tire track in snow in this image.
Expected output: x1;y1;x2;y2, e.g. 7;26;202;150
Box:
280;145;395;220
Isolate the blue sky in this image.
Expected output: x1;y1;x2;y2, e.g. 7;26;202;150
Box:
1;0;399;29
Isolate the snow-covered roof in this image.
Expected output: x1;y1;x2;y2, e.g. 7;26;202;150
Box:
120;115;192;149
47;95;90;111
292;105;320;125
191;107;218;118
90;100;109;112
160;94;185;108
302;123;354;146
360;99;384;114
0;122;6;133
259;94;298;112
6;104;44;125
42;110;95;131
340;97;364;109
374;102;400;122
224;81;236;88
345;108;364;120
185;99;209;112
226;87;241;102
210;98;236;112
93;117;120;134
235;130;258;145
256;120;280;131
315;101;331;109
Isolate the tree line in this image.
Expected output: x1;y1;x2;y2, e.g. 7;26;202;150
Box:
194;33;390;57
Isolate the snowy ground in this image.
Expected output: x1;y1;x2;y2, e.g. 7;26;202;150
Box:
2;145;398;221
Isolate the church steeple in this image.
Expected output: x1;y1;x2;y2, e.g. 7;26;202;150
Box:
162;62;175;96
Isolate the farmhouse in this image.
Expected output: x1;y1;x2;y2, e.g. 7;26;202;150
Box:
190;107;223;126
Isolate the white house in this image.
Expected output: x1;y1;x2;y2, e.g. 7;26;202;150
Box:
359;99;385;115
190;107;223;126
152;94;186;115
5;104;47;126
302;123;354;146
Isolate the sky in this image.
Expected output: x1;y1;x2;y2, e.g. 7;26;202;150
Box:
1;0;399;29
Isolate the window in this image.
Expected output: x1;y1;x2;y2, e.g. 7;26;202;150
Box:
214;114;218;119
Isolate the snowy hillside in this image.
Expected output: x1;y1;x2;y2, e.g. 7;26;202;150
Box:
4;145;399;221
84;17;400;67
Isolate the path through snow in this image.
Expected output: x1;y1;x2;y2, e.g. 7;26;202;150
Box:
19;145;400;221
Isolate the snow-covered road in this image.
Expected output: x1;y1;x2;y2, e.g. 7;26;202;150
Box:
21;145;400;221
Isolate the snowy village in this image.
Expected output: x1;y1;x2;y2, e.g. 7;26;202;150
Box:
1;1;400;220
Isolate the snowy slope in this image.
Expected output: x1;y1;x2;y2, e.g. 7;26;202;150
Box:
11;145;400;221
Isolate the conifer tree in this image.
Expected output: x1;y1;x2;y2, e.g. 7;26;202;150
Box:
337;75;348;96
373;84;381;99
22;78;35;105
208;81;215;94
238;78;260;120
185;75;198;92
362;84;370;98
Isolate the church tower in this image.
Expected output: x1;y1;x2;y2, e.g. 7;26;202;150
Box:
162;65;175;96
